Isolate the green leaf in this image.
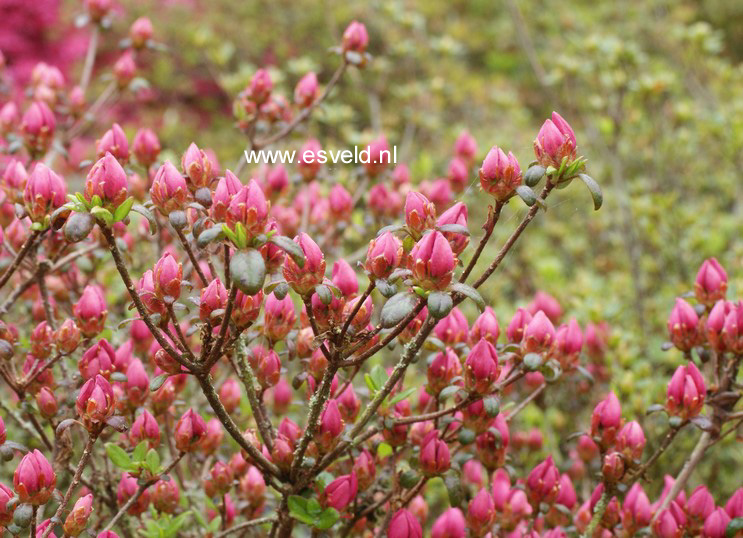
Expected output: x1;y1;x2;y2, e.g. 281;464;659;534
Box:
105;443;134;471
515;185;537;206
523;353;543;371
234;222;248;249
113;197;135;222
221;224;239;246
364;373;378;393
376;442;393;458
288;495;316;525
375;279;397;298
436;223;470;235
371;365;387;392
450;282;485;311
74;192;90;209
578;174;603;210
438;385;461;402
315;508;340;530
306;498;322;517
727;518;743;537
230;249;266;295
376;224;404;236
166;511;192;537
380;292;418;328
427;291;453;319
524;165;545;187
269;235;305;268
90;206;114;226
145;449;161;473
150;374;168;392
444;471;464;507
483;396;500;417
387;386;416;406
196;226;224;248
132;441;148;463
131;204;158;235
314;284;333;306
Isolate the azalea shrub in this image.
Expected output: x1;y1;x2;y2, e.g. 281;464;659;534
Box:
0;2;742;538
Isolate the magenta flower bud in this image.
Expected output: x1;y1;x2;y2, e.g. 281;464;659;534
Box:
695;258;727;306
703;507;731;538
271;434;294;471
294;72;318;107
321;473;358;511
153;253;183;301
507;308;533;344
427;348;462;394
54;319;81;354
667;361;706;420
455;130;478;164
63;493;93;536
420;432;451;475
337;384;360;422
328;184;352;220
132;128;161;168
722;301;743;353
232;289;264;328
23;163;66;223
211;169;242;221
316;399;343;452
2;158;28;195
409;230;456;290
117;473;150;515
526;455;561;505
521;310;557;354
533;112;577;168
601;451;625;483
73;285;107;337
35;387;58;419
248;68;272;104
199;418;224;456
181;142;213;190
432;507;466;538
215;379;241;415
653;507;683;538
0;482;14;526
467;489;496;535
726;488;743;518
469;307;500;346
13;449;57;505
706;300;730;352
465;338;500;394
491;469;511;511
152;479;179;514
206;461;233;497
199;278;229;323
239;465;265;506
125;358;149;408
447;157;469;192
479;146;522;201
226;179;270;237
20;101;55;153
405;191;437;237
668;297;700;351
174;408;207;452
555;473;577;510
150;161;188;215
436;202;469;254
255;348;281;389
474;414;509;469
363;136;391;176
388;509;422;538
271;378;293;414
129;409;160;448
283;232;326;296
552;318;582;369
687;485;715;523
527;291;563;323
590;391;622;447
296;138;322;180
76;374;115;430
365;231;403;279
342;21;369;54
0;101;19;134
79;339;115;380
129;16;153;48
332;259;358;297
85;152;129;208
96;123;129;162
461;461;484;487
615;420;645;460
138;270;166;317
349;449;375;491
30;321;54;359
113;50;136;87
264;293;296;342
622;483;651;531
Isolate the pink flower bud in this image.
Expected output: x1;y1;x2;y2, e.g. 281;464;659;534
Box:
76;375;115;430
621;483;651;531
13;449;57;504
132;128;161;168
63;493;93;536
174;409;207;452
695;258;727;306
469;307;500;346
85;152;129;209
526;455;561;505
447;157;469;192
79;339;115;380
667;361;706;420
342;21;369;54
129;409;160;448
521;310;556;354
365;231;403;279
113;51;136;87
555;473;576;510
332;259;358;297
0;102;19;134
219;378;242;414
703;507;731;538
153;253;183;301
455;130;477;164
601;451;625;483
248;68;273;104
315;399;343;452
706;299;730;352
35;387;58;419
181;142;213;190
615;420;645;460
668;298;700;351
388;509;422;538
294;72;318;107
687;485;715;523
552;318;582;369
298;139;323;180
264;293;296;342
138;270;166;317
467;489;496;534
271;434;294;471
283;232;326;296
254;348;281;389
491;469;511;511
129;16;153;48
150;161;188;215
125;358;149;408
152;479;179;513
54;319;81;354
405;191;437;237
653;506;683;538
722;301;743;353
199;418;224;455
0;482;14;526
427;348;462;394
507;308;532;344
432;507;466;538
328;184;352;220
465;338;500;394
337;384;360;422
23;163;66;222
2;158;28;195
96;123;129;162
363;136;391;176
474;414;509;469
726;488;743;518
590;391;621;447
420;432;451;475
20;101;55;153
322;473;358;511
117;473;150;515
226;179;270;237
436;202;469;254
479;146;521;201
199;278;229;323
30;321;54;359
533;112;577;168
206;461;233;496
409;230;456;290
239;465;265;507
